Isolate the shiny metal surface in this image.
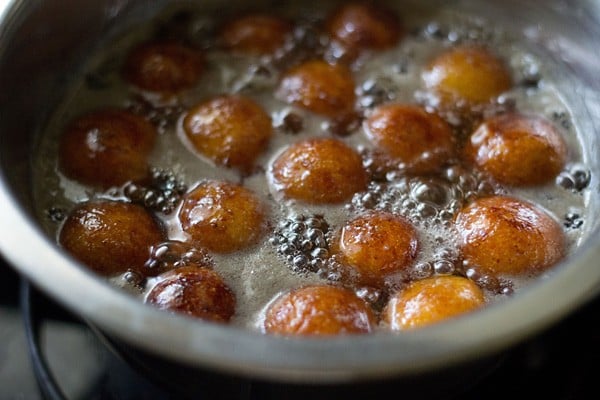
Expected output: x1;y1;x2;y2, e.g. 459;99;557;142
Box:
0;0;599;383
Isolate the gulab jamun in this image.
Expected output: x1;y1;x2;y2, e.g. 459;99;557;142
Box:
464;112;568;186
123;40;205;93
178;180;267;253
422;45;512;106
382;275;486;330
263;285;376;336
276;60;357;119
269;138;368;204
364;104;456;174
219;13;293;55
325;1;403;54
455;195;566;277
182;95;273;173
146;266;236;323
58;108;157;189
58;200;164;276
334;211;419;285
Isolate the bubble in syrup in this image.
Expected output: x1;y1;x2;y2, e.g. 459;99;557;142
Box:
271;214;331;274
144;240;213;275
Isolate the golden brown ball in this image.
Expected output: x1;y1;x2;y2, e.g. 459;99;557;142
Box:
382;275;486;330
59;200;164;276
364;104;456;174
182;95;273;173
269;138;368;204
464;112;567;186
325;1;403;53
219;13;293;55
178;180;267;253
455;195;566;277
263;285;376;336
334;211;419;285
422;45;512;106
123;40;204;93
58;108;157;189
276;60;357;119
146;266;236;323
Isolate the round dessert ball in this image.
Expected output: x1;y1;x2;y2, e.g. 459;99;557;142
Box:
464;112;568;186
123;40;204;93
146;266;236;323
383;275;486;330
455;195;566;277
276;60;357;119
325;1;403;53
422;45;512;106
334;211;419;285
263;285;376;336
364;104;456;174
178;180;267;253
269;138;368;204
182;95;273;173
219;13;293;55
58;200;164;276
58;108;157;189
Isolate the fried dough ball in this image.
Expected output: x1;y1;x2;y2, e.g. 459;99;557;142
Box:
178;180;267;253
263;285;376;336
58;108;157;189
364;104;456;174
123;40;204;93
334;211;419;284
182;95;273;173
382;276;486;330
464;113;568;186
58;201;164;276
325;1;403;54
455;195;566;277
423;45;512;106
219;13;293;55
146;266;236;323
276;60;357;119
269;138;368;204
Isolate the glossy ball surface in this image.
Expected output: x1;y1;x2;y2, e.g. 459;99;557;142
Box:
455;195;566;277
270;138;368;204
423;45;512;105
465;113;567;186
123;40;204;93
219;13;293;55
263;285;376;336
325;1;403;53
178;180;267;253
364;104;456;174
146;266;236;323
58;108;156;189
383;275;485;330
335;211;419;284
277;60;356;119
182;95;273;173
59;201;164;276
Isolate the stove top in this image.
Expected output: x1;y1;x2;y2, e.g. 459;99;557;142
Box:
1;254;598;399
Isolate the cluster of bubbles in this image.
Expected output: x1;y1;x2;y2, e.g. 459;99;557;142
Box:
127;96;185;134
118;240;213;294
556;163;591;193
269;214;333;276
144;240;213;274
123;168;188;215
349;165;498;228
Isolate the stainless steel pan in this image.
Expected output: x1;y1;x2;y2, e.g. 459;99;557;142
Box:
1;0;599;384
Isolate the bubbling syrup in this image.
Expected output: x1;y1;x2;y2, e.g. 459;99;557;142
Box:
32;1;590;332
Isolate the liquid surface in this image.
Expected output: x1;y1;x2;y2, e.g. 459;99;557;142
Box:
32;1;591;332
